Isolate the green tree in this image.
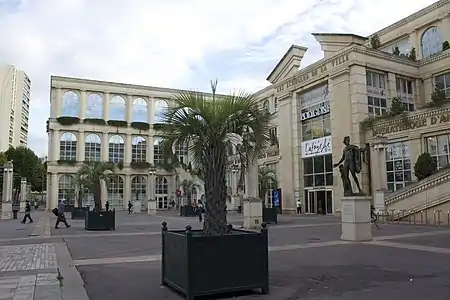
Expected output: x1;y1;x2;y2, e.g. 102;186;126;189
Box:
431;83;447;106
154;81;271;236
258;167;277;205
180;179;199;204
414;152;437;180
76;161;116;211
370;34;381;49
390;97;405;116
409;47;417;60
443;41;450;51
5;146;41;202
0;152;7;165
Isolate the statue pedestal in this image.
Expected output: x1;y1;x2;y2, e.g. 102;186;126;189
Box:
374;190;385;212
243;198;262;229
341;196;372;242
148;200;157;215
0;202;12;220
133;201;142;213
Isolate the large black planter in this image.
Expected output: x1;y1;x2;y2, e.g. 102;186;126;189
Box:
85;209;115;230
161;222;269;299
179;205;197;217
64;204;74;213
71;207;89;220
263;207;278;224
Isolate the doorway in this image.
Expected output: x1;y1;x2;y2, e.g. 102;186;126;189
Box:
304;190;333;215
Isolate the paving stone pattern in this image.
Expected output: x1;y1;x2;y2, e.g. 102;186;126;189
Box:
0;273;62;300
0;244;56;272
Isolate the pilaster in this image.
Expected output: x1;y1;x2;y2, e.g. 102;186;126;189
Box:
79;90;87;119
103;93;110;121
148;97;154;124
124;175;131;209
125;134;132;163
54;88;62;117
51;173;58;210
78;131;85;161
126;95;133;123
441;14;450;45
148;134;154;164
52;130;60;161
387;73;397;102
102;133;109;161
371;136;388;193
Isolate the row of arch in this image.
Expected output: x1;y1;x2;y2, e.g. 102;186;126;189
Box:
59;132;188;164
58;174;199;209
420;26;445;58
60;91;169;123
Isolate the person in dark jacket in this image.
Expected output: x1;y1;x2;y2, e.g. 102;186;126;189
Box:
105;201;110;211
55;200;71;229
21;200;33;223
128;201;133;214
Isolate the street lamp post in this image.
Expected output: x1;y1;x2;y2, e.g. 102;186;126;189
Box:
148;167;157;215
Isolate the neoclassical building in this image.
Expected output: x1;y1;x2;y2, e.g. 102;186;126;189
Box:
47;0;450;215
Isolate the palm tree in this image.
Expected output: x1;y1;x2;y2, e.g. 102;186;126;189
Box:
154;81;271;236
258;167;277;206
76;161;116;211
180;179;199;205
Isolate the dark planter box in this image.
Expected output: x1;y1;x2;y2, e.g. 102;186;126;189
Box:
161;222;269;299
64;204;74;213
180;205;197;217
85;209;115;230
263;207;278;224
71;207;89;220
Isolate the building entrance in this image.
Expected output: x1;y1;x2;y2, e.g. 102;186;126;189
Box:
304;190;333;215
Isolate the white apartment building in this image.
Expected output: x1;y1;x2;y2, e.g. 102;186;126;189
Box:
0;65;31;151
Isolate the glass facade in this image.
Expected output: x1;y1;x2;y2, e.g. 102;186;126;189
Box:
303;155;333;187
427;134;450;169
385;142;412;192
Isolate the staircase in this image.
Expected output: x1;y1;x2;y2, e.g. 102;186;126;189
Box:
384;167;450;222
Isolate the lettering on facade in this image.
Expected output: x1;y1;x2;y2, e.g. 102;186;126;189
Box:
276;54;350;93
373;112;450;135
301;136;332;158
301;104;331;121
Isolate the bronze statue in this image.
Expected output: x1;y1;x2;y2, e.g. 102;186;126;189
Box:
334;136;364;196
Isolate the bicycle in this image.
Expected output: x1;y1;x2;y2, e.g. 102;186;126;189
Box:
371;205;379;228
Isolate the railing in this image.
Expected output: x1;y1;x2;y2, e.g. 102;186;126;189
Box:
375;209;450;226
385;167;450;206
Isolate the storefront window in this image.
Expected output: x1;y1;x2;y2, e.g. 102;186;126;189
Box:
385;142;412;192
297;84;329;109
427;135;450;169
303;154;333;187
302;113;330;141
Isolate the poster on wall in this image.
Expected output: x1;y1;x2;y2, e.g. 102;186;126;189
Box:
272;188;282;213
301;136;332;158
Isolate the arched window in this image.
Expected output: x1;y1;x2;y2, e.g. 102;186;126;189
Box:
153;137;165;165
131;136;147;162
86;93;103;118
60;132;77;160
61;91;79;117
108;135;125;163
110;95;126;120
131;176;147;204
174;142;188;164
58;174;75;204
154;99;168;123
132;98;148;122
155;176;168;194
108;175;124;209
421;27;443;58
262;99;269;113
84;133;101;162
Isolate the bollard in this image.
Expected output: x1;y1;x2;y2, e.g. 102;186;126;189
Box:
408;210;412;224
448;211;450;226
433;210;437;226
413;212;416;224
437;210;442;226
390;209;395;222
420;210;424;224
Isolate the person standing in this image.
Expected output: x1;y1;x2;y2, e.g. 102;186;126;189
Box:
128;201;133;214
105;201;110;211
197;200;204;222
55;199;71;229
21;200;33;223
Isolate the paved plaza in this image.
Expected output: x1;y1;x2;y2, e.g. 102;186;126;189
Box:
1;211;450;299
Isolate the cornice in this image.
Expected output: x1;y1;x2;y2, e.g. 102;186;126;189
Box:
419;49;450;66
371;0;449;38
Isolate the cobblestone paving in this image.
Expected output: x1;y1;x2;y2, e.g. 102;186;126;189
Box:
0;273;62;300
0;244;57;272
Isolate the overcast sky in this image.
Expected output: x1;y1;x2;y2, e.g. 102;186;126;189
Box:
0;0;437;157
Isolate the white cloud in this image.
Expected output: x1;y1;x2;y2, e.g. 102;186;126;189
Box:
0;0;439;156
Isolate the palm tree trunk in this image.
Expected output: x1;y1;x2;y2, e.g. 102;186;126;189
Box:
93;181;102;211
203;145;227;236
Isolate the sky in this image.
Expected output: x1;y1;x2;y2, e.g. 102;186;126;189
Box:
0;0;438;157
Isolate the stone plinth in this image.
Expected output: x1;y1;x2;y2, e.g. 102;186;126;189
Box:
374;190;385;212
243;197;262;229
148;200;157;215
0;202;12;220
341;195;373;242
133;200;142;213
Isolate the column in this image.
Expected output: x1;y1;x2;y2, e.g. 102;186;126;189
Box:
78;131;85;161
103;92;110;121
408;30;418;58
52;130;60;161
79;90;87;119
19;178;27;212
246;161;258;198
291;90;302;212
102;133;109;161
126;95;133;123
125;134;132;164
243;160;262;229
53;88;62;118
46;172;51;210
387;73;397;102
148;134;154;164
147;97;153;124
51;173;58;210
148;171;157;215
124;174;131;208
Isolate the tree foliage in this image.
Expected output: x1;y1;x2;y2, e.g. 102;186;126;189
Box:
154;81;271;236
390;97;405;116
370;34;381;49
180;179;199;203
414;152;437;180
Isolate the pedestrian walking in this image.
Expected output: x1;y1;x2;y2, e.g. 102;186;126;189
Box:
55;199;71;229
21;200;33;223
105;201;110;211
128;201;133;214
197;200;204;222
